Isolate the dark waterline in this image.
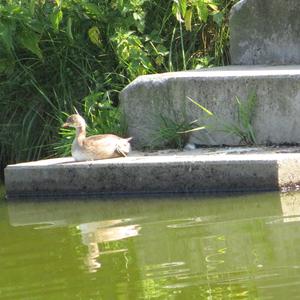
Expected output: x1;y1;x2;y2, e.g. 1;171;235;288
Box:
1;187;300;299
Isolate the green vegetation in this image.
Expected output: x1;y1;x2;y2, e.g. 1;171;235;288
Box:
0;0;237;174
187;91;258;145
150;114;197;149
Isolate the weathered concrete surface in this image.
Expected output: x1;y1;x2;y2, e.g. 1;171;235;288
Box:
120;66;300;148
230;0;300;65
4;148;300;198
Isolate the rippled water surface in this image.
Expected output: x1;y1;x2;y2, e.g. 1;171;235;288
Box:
1;187;300;299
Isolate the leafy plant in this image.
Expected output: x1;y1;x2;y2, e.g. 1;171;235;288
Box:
187;91;258;145
170;0;237;69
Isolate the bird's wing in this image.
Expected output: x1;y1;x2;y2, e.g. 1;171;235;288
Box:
84;134;119;146
83;134;120;156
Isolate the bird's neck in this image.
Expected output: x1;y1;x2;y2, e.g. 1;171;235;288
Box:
75;125;86;146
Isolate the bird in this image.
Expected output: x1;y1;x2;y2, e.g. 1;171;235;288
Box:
62;114;132;161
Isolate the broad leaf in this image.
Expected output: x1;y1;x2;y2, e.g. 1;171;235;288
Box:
19;30;42;59
88;26;102;48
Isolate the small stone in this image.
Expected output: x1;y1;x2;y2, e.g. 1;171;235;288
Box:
184;143;196;151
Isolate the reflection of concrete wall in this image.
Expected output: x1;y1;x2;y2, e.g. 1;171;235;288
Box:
7;200;142;273
9;192;300;297
280;192;300;222
132;193;286;298
259;193;300;299
7;200;137;227
78;220;140;273
78;221;140;244
135;193;282;270
6;192;300;298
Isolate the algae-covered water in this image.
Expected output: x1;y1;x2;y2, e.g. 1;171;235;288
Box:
1;188;300;299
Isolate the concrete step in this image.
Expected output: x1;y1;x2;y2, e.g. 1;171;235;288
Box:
120;65;300;148
4;148;300;199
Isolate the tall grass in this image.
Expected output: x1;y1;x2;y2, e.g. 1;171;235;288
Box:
0;0;238;177
187;92;258;145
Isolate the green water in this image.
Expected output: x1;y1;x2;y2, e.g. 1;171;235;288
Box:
1;189;300;300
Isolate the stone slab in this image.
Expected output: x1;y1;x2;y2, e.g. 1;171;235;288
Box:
120;65;300;148
230;0;300;65
4;148;300;199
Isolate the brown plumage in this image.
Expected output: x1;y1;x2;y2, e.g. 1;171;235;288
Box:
62;114;132;161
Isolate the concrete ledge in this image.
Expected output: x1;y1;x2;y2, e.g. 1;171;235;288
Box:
230;0;300;65
4;148;300;199
120;65;300;148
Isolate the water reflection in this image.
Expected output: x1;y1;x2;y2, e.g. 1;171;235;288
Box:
78;220;140;272
280;192;300;222
3;191;300;299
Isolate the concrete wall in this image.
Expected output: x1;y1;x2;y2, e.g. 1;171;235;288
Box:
5;151;300;198
230;0;300;65
120;66;300;149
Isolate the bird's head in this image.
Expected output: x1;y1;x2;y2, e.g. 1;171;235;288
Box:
62;114;86;129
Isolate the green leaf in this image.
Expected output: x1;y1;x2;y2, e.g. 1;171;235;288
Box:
67;17;73;41
117;0;124;9
184;9;192;31
50;8;63;32
172;1;183;22
0;22;13;53
179;0;187;17
0;58;15;74
133;12;142;21
29;0;36;15
88;26;102;48
212;11;224;27
19;30;42;59
196;0;209;22
84;3;103;18
205;0;219;11
178;126;206;133
187;96;214;116
55;0;62;7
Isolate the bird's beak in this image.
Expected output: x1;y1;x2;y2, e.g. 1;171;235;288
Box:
62;122;70;128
